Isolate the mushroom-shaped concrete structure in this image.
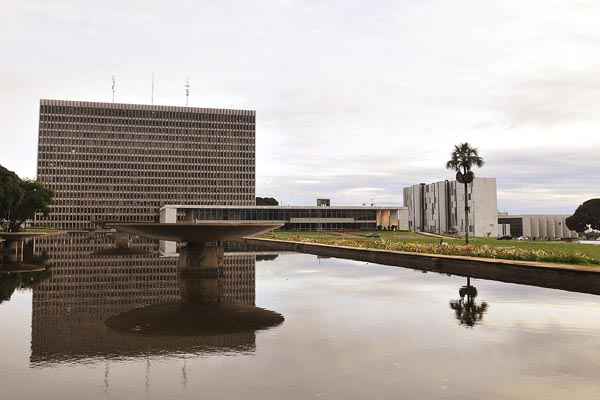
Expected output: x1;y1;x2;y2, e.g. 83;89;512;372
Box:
114;222;281;243
107;222;285;339
115;222;282;302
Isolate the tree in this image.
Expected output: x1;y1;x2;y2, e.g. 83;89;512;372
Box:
0;165;54;232
446;143;484;244
0;166;24;228
566;199;600;234
0;270;50;305
256;197;279;206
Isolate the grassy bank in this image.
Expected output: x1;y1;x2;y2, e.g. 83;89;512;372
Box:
262;230;600;266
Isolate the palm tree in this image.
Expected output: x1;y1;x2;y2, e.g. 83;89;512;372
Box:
446;143;484;244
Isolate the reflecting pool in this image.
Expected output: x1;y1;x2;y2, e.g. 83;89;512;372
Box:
1;233;600;399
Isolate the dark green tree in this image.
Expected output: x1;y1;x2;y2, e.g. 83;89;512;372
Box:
446;143;484;244
0;165;24;228
566;199;600;234
0;275;19;304
0;165;54;232
256;197;279;206
0;271;50;305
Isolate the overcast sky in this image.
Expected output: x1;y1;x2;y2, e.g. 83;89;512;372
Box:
2;0;599;213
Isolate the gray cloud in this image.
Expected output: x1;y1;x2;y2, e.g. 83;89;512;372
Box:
497;68;600;127
3;0;600;214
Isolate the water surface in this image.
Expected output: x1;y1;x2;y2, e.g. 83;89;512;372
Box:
1;234;600;399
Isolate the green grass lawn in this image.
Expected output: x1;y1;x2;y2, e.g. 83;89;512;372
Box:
468;237;600;261
262;230;600;266
265;230;431;242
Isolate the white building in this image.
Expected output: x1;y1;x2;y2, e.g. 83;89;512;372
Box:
403;177;498;238
497;214;578;240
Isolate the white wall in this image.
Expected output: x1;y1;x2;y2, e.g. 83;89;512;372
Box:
398;208;409;230
471;178;498;238
515;214;578;240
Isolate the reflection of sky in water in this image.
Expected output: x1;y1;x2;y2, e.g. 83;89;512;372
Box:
2;249;600;399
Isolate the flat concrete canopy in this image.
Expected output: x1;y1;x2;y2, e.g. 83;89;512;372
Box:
0;231;63;241
114;222;282;243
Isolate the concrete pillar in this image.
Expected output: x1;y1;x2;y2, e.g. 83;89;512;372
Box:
538;217;547;239
2;239;24;263
110;232;130;249
160;207;177;223
547;217;555;239
398;208;409;231
390;210;399;229
160;206;178;255
178;241;224;304
183;210;194;223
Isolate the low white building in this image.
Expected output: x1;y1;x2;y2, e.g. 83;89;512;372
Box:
497;214;578;240
403;177;498;238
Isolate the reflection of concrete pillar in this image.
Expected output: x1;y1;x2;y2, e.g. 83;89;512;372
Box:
2;240;24;263
178;241;224;304
110;232;130;249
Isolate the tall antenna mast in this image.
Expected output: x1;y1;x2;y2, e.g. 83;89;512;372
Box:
111;76;116;103
151;72;155;105
185;78;190;106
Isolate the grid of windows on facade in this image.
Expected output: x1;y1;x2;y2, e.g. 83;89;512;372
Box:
30;234;258;362
35;99;256;230
32;234;257;320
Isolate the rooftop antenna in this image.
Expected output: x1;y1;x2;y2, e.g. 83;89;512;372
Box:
111;76;116;103
185;77;190;106
151;72;155;105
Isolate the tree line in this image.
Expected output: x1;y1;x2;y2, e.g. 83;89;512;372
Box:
0;165;53;232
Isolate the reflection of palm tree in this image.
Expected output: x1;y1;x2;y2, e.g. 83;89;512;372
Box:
449;277;488;327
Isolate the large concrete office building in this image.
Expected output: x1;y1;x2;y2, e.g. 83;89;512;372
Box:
403;177;498;237
35;99;255;230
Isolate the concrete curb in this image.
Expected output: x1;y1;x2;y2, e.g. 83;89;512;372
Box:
245;237;600;295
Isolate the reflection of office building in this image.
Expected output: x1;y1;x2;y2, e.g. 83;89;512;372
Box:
35;99;255;230
403;178;498;237
221;253;255;305
30;234;258;364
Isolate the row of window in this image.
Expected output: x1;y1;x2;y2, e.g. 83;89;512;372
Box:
38;144;254;155
46;191;253;201
39;134;254;147
40;118;254;130
43;177;254;186
41;175;254;184
40;105;255;122
39;127;254;141
189;208;377;221
39;150;254;161
39;164;255;173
